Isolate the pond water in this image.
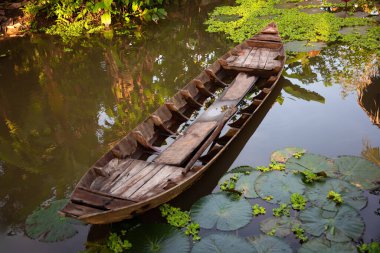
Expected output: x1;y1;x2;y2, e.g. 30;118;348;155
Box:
0;0;379;252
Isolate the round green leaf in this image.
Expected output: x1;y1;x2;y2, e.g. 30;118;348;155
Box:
286;153;339;178
299;206;364;242
260;217;301;237
190;193;252;231
247;235;292;253
335;156;380;190
126;223;190;253
25;199;80;242
255;171;305;204
271;147;306;163
191;233;256;253
305;178;367;211
235;172;261;198
229;166;256;174
298;237;357;253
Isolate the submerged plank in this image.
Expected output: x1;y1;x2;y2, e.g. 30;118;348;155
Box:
222;73;258;101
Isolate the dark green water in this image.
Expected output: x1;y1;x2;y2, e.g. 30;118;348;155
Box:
0;0;379;252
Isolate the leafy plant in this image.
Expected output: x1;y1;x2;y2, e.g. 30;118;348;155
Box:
327;191;343;205
256;166;271;172
263;195;274;201
290;193;307;210
185;223;201;241
292;224;308;243
299;170;326;184
107;232;132;253
273;204;291;217
252;204;266;216
293;151;305;159
357;242;380;253
159;204;191;228
269;161;286;171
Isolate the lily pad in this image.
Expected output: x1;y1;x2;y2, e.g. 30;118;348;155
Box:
229;165;256;174
335;156;380;190
25;199;81;242
299;206;364;242
126;223;190;253
305;178;367;211
286;153;339;178
191;233;256;253
255;171;305;204
247;235;292;253
260;217;301;237
284;41;326;53
271;147;306;163
190;193;251;231
298;237;357;253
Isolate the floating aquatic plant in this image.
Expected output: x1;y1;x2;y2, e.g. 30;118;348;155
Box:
260;217;301;237
191;233;256;253
291;224;308;243
271;147;307;163
273;204;291;217
286;153;339;178
290;193;307;210
252;204;266;216
247;235;292;253
298;237;357;253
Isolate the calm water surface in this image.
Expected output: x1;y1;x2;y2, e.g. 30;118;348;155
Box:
0;0;379;252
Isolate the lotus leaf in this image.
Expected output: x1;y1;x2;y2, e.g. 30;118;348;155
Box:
299;206;364;242
247;235;292;253
25;199;80;242
126;223;190;253
260;217;301;237
306;178;367;211
191;233;256;253
335;156;380;190
219;171;261;198
270;147;306;163
190;193;251;231
255;171;305;204
298;237;357;253
284;41;326;53
229;165;256;174
286;153;338;178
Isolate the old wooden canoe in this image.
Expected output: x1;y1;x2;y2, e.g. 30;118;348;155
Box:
60;22;285;224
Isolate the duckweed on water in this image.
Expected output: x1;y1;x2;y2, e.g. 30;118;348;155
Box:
326;190;344;205
205;0;380;54
252;204;266;216
290;193;307;210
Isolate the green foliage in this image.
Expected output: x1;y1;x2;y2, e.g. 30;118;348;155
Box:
273;204;290;217
252;204;266;216
159;204;191;228
327;191;343;205
269;160;286;171
292;224;308;243
185;223;201;241
293;151;305;159
205;0;379;55
107;232;132;253
290;193;307;210
299;170;326;184
219;173;240;191
262;195;273;201
256;166;271;172
357;242;380;253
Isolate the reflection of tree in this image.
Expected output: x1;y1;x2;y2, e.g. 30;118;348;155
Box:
282;77;325;103
362;139;380;167
0;0;229;230
284;52;319;84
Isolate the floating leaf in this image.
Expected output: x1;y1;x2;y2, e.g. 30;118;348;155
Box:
247;235;292;253
271;147;306;163
126;223;190;253
255;171;305;204
260;217;301;237
335;156;380;190
190;193;251;231
299;206;364;242
229;165;256;174
306;178;367;211
25;199;80;242
286;153;338;178
298;237;357;253
191;233;256;253
284;41;326;53
235;172;261;198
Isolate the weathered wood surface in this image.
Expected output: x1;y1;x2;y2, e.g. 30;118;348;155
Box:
223;73;259;100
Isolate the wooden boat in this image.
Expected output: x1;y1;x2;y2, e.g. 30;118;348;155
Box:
60;22;285;224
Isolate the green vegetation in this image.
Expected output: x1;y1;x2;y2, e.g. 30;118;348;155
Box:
291;224;308;243
262;195;274;201
185;223;201;241
107;232;132;253
269;160;286;171
290;193;307;210
219;173;240;191
299;170;326;183
22;0;168;41
252;204;266;216
357;242;380;253
327;190;344;204
293;151;305;159
273;204;291;217
205;0;380;54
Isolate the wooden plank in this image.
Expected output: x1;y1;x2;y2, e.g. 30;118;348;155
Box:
258;48;271;69
154;121;218;166
222;73;258;101
117;163;166;198
130;165;184;201
242;47;258;67
230;47;252;67
246;40;282;49
100;159;148;192
249;48;262;69
60;202;103;217
252;34;281;42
